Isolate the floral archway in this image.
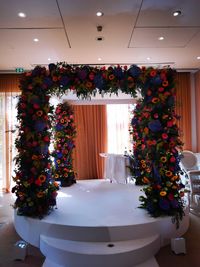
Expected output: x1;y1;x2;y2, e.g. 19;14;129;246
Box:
12;62;185;226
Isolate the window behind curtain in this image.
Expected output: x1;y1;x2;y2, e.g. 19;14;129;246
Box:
0;93;19;192
106;104;135;154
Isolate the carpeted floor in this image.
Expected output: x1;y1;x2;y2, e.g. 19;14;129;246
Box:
0;192;200;267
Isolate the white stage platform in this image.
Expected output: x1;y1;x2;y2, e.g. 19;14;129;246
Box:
14;180;189;267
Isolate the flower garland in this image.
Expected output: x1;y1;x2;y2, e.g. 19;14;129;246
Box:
52;102;76;187
12;67;59;217
130;68;184;227
47;62;142;98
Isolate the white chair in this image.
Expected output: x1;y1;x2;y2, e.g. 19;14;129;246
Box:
181;150;200;214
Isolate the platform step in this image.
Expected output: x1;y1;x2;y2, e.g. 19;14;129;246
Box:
42;256;159;267
40;234;160;267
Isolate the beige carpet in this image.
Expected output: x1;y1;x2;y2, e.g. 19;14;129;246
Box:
0;193;200;267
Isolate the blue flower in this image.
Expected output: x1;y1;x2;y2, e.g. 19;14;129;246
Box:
159;199;170;211
148;120;162;132
94;74;104;90
35;121;47;131
129;65;141;78
60;76;70;86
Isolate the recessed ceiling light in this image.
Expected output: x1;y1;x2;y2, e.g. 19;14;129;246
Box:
18;12;26;18
173;10;181;17
48;58;51;61
158;36;164;41
98;57;102;61
33;38;39;42
197;56;200;60
96;11;104;17
146;57;151;61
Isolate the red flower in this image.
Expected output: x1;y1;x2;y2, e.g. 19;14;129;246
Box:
89;72;95;80
168;193;174;201
150;70;157;77
43;136;50;142
33;103;40;109
158;87;164;92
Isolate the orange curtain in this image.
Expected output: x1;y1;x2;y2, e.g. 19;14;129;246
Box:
195;70;200;152
73;105;107;180
0;74;21;92
175;72;192;150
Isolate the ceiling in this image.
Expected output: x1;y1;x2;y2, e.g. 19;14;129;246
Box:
0;0;200;73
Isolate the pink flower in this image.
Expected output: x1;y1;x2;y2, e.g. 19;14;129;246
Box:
170;156;176;163
167;121;173;127
162;133;168;139
153;113;159;119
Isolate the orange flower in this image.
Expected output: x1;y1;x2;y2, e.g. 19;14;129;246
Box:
160;156;167;163
38;174;46;183
53;181;59;187
165;171;173;177
142;163;146;168
162;80;169;87
160;191;167;197
54;173;59;179
36;110;43;116
52;76;58;82
144;127;149;134
128;76;134;82
152;97;160;103
142;177;150;183
37;191;45;198
109;74;115;80
86;81;93;88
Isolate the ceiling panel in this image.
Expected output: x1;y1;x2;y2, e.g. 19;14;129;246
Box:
136;0;200;27
0;29;70;70
0;0;62;28
58;0;141;48
129;27;199;48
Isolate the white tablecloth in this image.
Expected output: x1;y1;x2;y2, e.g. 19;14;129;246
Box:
100;153;130;183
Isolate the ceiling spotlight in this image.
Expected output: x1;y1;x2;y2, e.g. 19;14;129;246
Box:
48;58;51;61
197;56;200;60
98;57;102;61
33;38;39;42
96;11;104;17
18;12;26;18
158;36;164;41
146;57;151;61
173;10;181;17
